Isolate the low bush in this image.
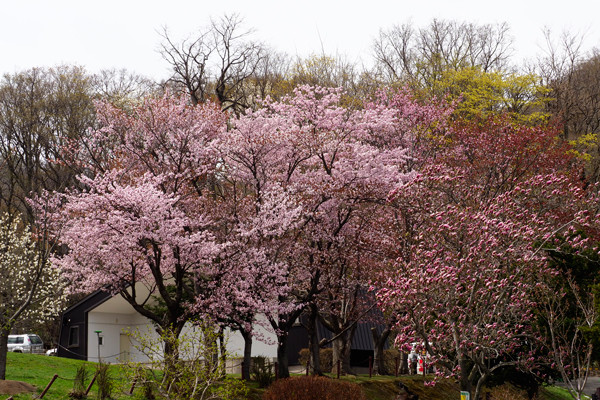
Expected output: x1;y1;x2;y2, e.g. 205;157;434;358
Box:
68;364;88;399
95;362;114;400
383;348;401;374
297;348;333;372
262;376;366;400
251;356;275;388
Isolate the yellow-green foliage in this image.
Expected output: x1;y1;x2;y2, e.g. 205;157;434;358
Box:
569;132;600;181
569;132;599;162
434;67;550;123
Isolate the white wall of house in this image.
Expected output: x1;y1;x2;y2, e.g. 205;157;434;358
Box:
225;314;278;360
88;311;144;363
86;293;278;366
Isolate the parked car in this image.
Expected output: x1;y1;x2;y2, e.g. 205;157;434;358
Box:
7;334;44;354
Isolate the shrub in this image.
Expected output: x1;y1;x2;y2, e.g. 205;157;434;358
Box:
383;348;401;374
262;376;366;400
251;356;275;388
125;322;247;399
95;362;113;400
69;364;88;399
297;348;333;372
137;380;156;400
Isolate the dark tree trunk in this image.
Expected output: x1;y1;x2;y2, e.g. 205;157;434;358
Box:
277;333;290;378
399;350;409;375
218;326;226;377
0;329;9;380
459;356;472;397
162;331;179;388
371;326;392;375
240;329;253;380
270;308;305;379
305;304;322;375
159;321;186;387
330;326;355;375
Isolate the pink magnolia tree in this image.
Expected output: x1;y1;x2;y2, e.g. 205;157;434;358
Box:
532;178;600;400
376;115;581;399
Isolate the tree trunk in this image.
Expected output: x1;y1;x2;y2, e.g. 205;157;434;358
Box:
306;305;322;375
473;373;488;400
162;332;180;390
217;327;226;377
160;322;186;390
240;329;253;380
0;329;9;380
330;327;355;375
399;351;409;375
270;308;305;379
459;356;472;398
277;333;290;378
371;326;391;375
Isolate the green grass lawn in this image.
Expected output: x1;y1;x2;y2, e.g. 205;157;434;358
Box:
2;352;580;400
4;352;132;400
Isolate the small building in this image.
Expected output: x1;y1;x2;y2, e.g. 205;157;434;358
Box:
57;285;277;368
57;286;388;368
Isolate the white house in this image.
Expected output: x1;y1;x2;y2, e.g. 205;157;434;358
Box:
57;285;279;372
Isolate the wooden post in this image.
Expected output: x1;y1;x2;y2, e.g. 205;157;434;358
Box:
85;371;99;395
274;362;279;381
369;356;373;378
395;356;399;377
241;361;245;380
39;374;58;399
306;359;310;376
337;360;341;379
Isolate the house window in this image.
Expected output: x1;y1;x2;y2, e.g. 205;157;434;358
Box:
68;326;79;347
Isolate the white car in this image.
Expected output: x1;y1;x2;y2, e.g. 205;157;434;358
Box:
7;334;44;354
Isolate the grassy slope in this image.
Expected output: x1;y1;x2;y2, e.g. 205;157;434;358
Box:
4;352;130;400
2;352;578;400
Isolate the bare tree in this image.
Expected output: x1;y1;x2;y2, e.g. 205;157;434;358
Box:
537;29;600;139
91;68;158;106
0;66;96;221
159;27;214;105
536;29;600;181
211;14;265;112
373;19;513;90
245;49;290;103
160;14;266;113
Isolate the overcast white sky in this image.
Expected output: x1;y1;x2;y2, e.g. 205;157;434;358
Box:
1;0;599;80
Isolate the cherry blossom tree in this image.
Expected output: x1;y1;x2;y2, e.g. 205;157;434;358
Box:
43;95;226;376
218;85;429;377
43;93;304;382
